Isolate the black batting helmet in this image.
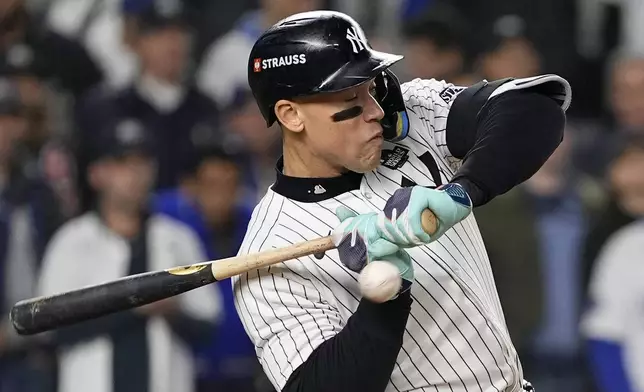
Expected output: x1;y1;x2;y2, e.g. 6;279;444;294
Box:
248;10;410;141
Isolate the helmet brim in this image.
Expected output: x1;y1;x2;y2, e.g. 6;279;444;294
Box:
312;49;404;94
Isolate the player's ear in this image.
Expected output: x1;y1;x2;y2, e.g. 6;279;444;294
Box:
274;99;304;133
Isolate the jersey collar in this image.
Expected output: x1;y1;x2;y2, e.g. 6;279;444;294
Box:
271;157;363;202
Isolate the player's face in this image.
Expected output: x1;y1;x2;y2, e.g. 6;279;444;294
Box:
296;80;386;173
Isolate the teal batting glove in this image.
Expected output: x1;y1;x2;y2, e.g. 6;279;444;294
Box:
377;183;473;247
332;207;414;293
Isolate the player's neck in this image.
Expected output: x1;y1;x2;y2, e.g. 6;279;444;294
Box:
282;142;344;178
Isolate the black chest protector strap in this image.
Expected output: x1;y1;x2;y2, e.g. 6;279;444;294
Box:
446;77;514;159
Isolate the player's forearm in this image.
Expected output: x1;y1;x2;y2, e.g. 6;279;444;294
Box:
449;90;565;206
283;291;412;392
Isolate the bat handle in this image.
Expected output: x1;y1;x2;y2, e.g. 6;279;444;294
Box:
420;209;438;235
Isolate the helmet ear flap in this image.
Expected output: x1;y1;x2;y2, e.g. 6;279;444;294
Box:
377;70;409;142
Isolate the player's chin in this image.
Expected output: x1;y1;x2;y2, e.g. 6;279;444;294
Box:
351;145;383;173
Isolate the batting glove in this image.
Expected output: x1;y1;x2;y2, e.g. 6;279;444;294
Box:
377;183;473;247
332;207;414;293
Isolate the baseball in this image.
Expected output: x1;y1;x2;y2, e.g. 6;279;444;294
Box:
359;261;402;303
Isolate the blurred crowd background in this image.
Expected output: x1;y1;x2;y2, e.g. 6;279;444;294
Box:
0;0;643;391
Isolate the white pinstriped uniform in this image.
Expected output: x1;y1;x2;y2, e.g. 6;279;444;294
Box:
232;75;570;392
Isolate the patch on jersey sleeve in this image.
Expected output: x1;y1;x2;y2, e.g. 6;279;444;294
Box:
380;146;409;169
439;86;466;104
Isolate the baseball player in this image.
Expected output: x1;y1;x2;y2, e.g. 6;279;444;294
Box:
233;10;571;392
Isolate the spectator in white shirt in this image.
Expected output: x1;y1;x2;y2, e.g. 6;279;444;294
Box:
37;116;221;392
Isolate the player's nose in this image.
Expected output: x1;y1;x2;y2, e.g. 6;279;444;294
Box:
363;95;385;122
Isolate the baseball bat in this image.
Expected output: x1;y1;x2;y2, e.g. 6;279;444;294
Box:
10;210;438;336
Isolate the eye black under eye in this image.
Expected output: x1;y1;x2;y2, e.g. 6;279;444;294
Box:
331;106;363;122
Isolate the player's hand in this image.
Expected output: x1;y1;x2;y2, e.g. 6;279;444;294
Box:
332;207;414;294
378;183;472;247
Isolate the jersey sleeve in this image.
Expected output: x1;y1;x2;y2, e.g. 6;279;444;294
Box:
400;78;467;175
581;223;644;343
232;234;345;391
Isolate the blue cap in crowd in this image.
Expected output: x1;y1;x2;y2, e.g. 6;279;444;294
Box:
122;0;189;33
481;14;532;54
178;122;248;178
90;118;156;164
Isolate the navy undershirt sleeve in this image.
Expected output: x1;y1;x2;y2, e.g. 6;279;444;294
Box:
282;291;412;392
447;90;565;207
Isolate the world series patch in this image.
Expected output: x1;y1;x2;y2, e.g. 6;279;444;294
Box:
381;146;409;169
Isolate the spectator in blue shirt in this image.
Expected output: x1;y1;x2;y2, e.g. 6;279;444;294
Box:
154;142;270;392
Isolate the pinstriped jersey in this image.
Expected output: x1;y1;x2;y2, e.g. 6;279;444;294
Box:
233;77;528;392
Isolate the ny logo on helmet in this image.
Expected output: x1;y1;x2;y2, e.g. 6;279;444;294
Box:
346;26;366;54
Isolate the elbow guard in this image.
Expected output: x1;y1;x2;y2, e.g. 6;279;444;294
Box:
447;74;572;159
